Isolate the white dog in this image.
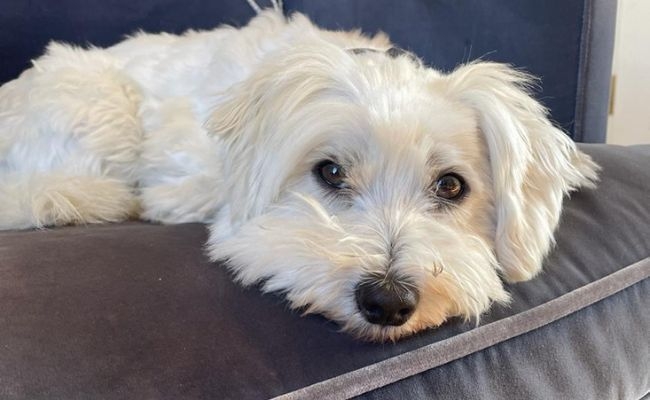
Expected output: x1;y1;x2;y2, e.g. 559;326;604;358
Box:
0;6;598;341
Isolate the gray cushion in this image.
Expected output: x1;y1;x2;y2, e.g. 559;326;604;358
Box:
0;143;648;399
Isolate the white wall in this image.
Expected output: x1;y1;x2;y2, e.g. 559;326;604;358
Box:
607;0;650;145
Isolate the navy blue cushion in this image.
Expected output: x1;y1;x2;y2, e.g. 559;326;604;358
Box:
287;0;583;138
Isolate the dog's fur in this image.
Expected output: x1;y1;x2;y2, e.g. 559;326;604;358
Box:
0;9;598;341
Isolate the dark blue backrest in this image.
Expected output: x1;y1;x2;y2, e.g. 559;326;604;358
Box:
0;0;616;142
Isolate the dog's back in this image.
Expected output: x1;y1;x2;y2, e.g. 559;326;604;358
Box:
0;11;286;228
0;9;392;230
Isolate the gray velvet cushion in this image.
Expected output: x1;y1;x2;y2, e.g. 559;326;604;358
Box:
1;144;649;400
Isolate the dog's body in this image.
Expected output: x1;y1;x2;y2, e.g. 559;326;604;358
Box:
0;9;598;341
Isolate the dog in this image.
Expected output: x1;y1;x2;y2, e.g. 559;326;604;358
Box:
0;5;598;341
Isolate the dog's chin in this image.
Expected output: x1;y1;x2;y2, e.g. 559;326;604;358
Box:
344;320;422;343
336;311;450;343
299;272;495;342
261;290;451;342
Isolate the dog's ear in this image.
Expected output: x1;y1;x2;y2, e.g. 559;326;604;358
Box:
204;46;356;227
203;65;294;225
444;62;599;282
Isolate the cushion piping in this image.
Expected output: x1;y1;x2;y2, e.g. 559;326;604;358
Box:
274;257;650;400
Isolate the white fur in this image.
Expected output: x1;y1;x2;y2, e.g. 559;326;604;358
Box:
0;10;598;341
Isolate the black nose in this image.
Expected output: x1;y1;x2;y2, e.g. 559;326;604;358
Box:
355;277;419;326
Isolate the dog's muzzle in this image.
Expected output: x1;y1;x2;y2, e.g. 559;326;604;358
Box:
355;275;419;327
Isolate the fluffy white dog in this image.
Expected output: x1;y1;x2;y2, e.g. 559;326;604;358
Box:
0;7;598;341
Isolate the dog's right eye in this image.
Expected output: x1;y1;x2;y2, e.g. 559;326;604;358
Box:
315;160;347;189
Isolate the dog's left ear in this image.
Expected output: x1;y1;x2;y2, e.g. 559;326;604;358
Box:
444;62;599;282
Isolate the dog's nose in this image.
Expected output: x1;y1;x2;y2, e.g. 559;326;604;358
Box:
355;277;419;326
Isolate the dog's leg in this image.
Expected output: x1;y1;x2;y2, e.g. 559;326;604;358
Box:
0;43;143;230
0;174;138;229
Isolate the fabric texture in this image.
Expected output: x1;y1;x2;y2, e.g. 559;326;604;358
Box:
1;144;649;399
0;0;616;142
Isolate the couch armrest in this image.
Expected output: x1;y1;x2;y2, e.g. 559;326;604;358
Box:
574;0;617;143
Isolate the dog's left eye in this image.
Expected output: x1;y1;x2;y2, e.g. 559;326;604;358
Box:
433;173;466;201
315;160;347;189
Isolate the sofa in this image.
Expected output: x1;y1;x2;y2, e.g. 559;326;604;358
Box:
1;1;649;399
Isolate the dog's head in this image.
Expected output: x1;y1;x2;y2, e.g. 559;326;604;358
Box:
205;40;598;341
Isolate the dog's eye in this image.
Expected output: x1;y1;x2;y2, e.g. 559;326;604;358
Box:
315;160;347;189
433;173;466;201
